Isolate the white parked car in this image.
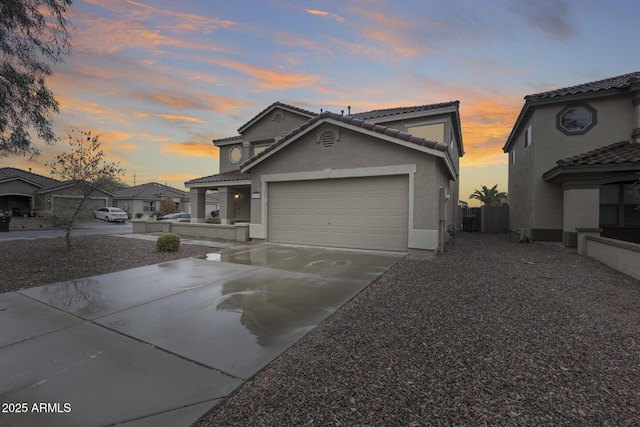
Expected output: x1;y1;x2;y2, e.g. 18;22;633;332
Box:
94;207;128;222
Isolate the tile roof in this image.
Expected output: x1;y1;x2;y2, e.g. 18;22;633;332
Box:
349;101;460;120
185;170;251;185
114;182;189;199
212;135;243;145
237;101;318;133
241;111;449;170
526;71;640;101
543;141;640;177
0;167;60;188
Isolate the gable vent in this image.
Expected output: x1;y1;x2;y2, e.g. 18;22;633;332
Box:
319;131;337;148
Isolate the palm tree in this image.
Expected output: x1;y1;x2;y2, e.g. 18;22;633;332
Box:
469;184;507;206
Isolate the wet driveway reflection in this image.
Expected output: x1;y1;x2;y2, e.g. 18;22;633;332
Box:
21;244;404;380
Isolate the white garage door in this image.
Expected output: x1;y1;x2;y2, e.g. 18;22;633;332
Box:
268;175;408;251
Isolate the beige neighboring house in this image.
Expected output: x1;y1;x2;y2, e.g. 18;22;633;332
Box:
113;182;190;217
0;167;60;216
35;181;112;219
187;101;464;255
1;167;112;218
503;71;640;246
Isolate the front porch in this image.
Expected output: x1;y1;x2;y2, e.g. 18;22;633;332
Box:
185;170;252;225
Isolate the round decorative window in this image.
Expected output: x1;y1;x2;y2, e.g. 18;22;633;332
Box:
229;146;243;163
557;104;596;135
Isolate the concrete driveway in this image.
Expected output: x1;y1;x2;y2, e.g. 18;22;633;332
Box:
0;243;404;426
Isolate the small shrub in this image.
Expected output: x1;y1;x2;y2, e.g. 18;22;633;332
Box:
157;233;180;252
134;212;143;219
206;217;221;224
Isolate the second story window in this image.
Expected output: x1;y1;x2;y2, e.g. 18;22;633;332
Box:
229;146;243;164
524;125;532;148
557;104;596;135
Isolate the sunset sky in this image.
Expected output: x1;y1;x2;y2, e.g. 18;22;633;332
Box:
3;0;639;206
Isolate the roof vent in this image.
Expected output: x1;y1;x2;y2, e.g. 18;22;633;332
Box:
319;131;337;148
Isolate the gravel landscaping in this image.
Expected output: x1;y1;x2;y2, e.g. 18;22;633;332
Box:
0;234;220;293
196;232;640;426
2;230;638;425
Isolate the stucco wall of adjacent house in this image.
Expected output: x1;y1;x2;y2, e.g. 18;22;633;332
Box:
509;93;634;240
248;122;452;234
507;116;536;236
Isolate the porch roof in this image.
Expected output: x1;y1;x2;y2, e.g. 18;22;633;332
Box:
543;140;640;181
185;170;251;187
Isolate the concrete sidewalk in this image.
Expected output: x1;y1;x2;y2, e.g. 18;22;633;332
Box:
0;243;404;426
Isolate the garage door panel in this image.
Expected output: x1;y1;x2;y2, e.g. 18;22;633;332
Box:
268;175;408;251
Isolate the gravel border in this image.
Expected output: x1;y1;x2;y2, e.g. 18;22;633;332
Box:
196;232;640;426
0;235;221;293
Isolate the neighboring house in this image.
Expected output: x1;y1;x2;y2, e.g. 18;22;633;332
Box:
503;71;640;246
35;181;113;219
0;167;60;216
113;182;190;217
187;101;464;255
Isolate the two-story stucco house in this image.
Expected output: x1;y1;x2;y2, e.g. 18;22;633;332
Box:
186;101;464;255
503;71;640;246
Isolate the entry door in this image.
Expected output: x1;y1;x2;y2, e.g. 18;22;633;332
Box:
268;175;408;251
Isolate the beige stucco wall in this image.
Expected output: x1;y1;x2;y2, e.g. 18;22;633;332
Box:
508;93;635;239
585;236;640;280
247;123;456;249
0;180;39;196
218;108;314;174
242;108;311;143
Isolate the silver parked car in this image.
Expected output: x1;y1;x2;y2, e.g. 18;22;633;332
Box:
94;207;128;222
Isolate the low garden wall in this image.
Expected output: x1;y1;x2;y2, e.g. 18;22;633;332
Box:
577;230;640;280
131;220;249;242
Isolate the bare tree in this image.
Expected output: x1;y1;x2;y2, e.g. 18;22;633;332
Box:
47;129;125;247
0;0;73;158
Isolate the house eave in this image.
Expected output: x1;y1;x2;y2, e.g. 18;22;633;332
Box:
185;180;252;189
543;163;640;182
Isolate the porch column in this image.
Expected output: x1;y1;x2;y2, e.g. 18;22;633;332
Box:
562;186;600;247
189;188;207;223
217;187;235;225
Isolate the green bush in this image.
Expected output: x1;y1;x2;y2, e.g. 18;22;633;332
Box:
206;217;221;224
156;232;180;252
134;212;143;219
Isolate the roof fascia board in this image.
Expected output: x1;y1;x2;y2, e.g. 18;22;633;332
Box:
213;137;244;147
544;163;640;181
0;176;45;188
185;180;251;189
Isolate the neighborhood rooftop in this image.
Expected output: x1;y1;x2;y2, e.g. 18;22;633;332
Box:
114;182;188;198
0;167;60;188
